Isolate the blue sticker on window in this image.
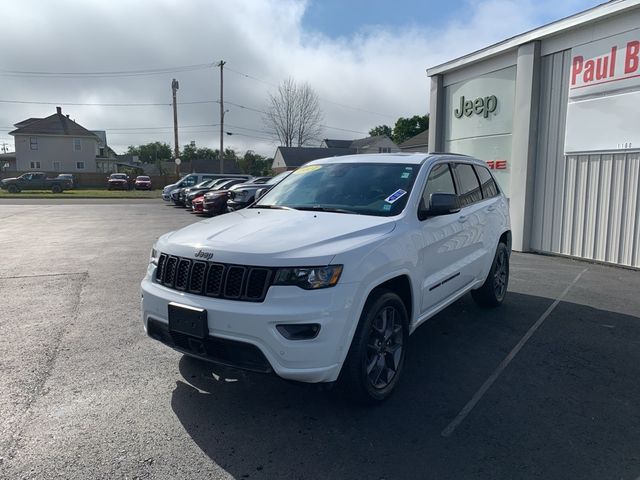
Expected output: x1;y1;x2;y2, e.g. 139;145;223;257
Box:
382;204;392;211
385;189;407;203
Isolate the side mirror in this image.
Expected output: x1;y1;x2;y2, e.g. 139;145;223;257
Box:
255;187;268;199
418;193;460;220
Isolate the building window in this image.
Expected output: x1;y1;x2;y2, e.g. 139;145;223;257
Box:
99;147;105;157
73;138;82;151
76;161;85;170
53;161;61;171
378;147;391;153
30;161;41;169
30;137;38;150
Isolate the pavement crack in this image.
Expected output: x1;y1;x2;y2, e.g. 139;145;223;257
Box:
0;272;88;280
2;271;89;463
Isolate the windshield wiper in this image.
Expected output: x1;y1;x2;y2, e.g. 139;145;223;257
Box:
251;205;295;210
294;205;360;214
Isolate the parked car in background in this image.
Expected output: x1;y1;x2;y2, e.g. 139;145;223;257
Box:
55;173;75;189
227;171;292;211
182;178;233;208
191;194;206;213
0;172;72;193
108;173;130;190
201;179;246;215
161;173;251;201
134;176;152;190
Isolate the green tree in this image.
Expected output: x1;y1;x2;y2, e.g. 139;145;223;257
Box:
392;114;429;144
127;142;173;163
368;125;393;138
238;151;273;176
181;144;218;162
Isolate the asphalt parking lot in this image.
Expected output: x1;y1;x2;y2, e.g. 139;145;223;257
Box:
1;198;640;480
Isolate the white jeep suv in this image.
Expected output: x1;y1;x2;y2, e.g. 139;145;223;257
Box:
141;153;511;402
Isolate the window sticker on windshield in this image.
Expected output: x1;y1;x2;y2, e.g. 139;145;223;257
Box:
385;189;407;203
382;204;392;211
401;172;410;179
293;165;322;175
405;167;413;170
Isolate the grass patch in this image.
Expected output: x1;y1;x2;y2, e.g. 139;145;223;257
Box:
0;188;160;199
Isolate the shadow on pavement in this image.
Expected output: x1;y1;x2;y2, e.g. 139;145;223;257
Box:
170;292;640;480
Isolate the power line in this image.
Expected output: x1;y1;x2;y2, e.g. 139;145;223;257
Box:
0;63;215;78
0;99;171;107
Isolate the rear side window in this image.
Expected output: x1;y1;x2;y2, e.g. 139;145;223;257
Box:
422;163;456;208
474;165;499;198
452;163;482;207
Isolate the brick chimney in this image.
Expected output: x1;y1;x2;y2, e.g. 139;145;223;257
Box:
56;106;62;114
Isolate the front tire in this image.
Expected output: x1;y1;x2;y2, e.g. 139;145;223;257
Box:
471;242;509;307
340;289;408;404
51;184;62;193
7;184;19;193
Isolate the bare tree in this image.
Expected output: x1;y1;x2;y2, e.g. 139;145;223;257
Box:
264;78;323;147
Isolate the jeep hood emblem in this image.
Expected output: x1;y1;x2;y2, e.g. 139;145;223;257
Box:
194;249;214;260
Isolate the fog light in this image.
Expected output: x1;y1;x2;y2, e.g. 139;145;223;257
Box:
276;324;321;340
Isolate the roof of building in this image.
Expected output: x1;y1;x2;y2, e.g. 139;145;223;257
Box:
427;0;640;76
276;146;355;167
14;118;42;129
322;139;353;148
350;135;392;149
399;130;429;149
9;108;98;138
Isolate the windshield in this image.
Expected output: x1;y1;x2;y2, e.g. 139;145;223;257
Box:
111;174;127;180
194;179;214;188
265;170;292;186
137;176;150;181
254;162;419;216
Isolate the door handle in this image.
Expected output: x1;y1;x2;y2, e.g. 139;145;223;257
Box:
487;205;496;212
458;215;467;223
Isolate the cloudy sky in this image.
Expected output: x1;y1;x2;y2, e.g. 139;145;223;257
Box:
0;0;600;158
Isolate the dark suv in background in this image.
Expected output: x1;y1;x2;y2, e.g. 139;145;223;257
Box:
227;171;293;211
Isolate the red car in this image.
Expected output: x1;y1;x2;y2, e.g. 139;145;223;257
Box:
134;176;152;190
191;194;205;213
107;173;130;190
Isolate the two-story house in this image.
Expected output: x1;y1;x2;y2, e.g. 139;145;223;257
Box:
9;107;99;172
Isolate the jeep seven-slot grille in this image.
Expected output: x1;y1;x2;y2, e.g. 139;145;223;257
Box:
155;253;273;302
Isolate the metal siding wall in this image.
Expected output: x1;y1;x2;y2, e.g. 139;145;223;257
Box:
531;49;640;268
532;50;570;254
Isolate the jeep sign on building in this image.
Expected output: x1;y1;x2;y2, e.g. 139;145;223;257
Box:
428;0;640;268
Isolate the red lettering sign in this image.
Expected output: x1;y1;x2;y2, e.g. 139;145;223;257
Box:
625;40;639;74
486;160;507;170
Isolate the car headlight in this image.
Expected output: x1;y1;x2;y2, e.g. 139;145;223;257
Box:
273;265;343;290
149;246;160;266
234;191;248;199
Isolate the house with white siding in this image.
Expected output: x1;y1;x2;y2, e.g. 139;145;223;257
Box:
9;107;100;172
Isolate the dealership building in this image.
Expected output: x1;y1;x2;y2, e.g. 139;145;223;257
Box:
427;0;640;268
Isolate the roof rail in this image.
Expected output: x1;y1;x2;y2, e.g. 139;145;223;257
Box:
427;152;473;157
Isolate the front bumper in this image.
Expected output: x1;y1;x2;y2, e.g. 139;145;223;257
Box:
141;273;358;383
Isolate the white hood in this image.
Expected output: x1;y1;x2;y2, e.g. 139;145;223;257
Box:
158;208;396;266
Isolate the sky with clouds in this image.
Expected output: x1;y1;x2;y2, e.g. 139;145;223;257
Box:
0;0;601;158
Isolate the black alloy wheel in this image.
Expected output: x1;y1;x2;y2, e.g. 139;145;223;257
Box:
365;305;404;390
471;242;509;307
340;289;408;403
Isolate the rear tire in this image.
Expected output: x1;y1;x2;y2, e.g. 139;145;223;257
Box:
7;184;18;193
471;242;509;307
340;289;408;404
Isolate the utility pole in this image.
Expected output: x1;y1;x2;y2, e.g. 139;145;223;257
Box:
218;60;226;174
171;78;180;175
